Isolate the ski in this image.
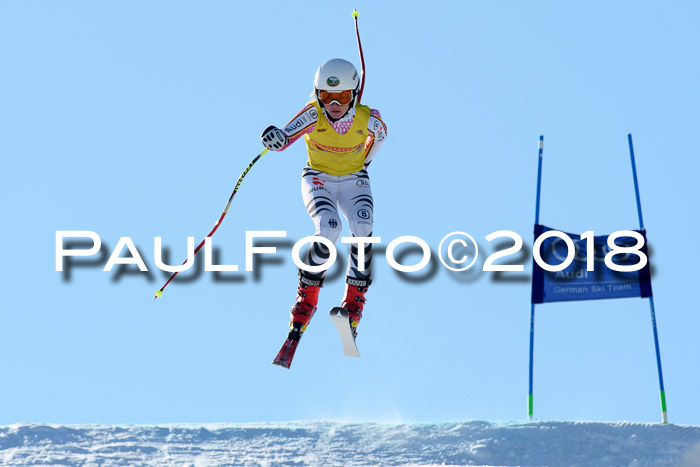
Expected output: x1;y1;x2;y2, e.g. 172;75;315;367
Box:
272;338;299;369
330;307;360;358
271;324;305;369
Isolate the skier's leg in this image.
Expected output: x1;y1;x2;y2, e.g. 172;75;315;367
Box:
300;169;343;281
337;169;373;278
337;170;373;333
288;169;342;329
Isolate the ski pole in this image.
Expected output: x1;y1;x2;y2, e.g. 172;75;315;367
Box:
352;9;366;103
153;148;269;299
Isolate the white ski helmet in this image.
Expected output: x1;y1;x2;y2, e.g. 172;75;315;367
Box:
313;58;360;104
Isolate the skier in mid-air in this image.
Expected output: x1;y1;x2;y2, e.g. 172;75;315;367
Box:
261;58;387;367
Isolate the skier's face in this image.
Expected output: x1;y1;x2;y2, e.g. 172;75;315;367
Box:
324;101;350;120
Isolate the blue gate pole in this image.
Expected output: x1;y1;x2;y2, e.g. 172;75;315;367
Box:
528;302;536;420
529;135;544;420
628;133;668;424
534;136;544;225
628;134;645;230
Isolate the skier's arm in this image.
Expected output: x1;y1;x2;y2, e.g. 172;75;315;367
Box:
261;104;318;151
363;109;387;168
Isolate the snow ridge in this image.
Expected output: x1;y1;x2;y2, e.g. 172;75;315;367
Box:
1;420;699;466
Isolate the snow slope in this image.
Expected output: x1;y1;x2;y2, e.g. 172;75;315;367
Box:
1;421;699;466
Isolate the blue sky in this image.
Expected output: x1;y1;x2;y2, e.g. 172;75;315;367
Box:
2;1;699;425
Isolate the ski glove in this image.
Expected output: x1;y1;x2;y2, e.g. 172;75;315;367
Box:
260;125;289;151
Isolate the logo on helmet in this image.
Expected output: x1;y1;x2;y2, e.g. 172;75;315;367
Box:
327;76;340;87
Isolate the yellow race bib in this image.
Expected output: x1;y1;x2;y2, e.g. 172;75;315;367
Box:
305;100;370;176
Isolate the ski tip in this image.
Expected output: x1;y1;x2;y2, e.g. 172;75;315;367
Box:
330;307;348;318
271;360;291;370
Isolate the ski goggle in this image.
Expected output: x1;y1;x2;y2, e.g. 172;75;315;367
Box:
317;89;354;106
